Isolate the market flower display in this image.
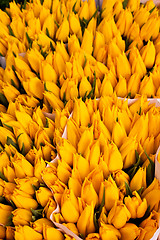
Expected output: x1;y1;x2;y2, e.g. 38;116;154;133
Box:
0;0;159;239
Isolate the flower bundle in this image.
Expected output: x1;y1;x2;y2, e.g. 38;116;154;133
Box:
1;0;160;114
0;0;159;239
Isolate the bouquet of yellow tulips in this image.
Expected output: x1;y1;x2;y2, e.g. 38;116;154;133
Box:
0;0;160;239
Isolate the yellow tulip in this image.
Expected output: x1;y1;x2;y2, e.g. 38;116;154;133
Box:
10;16;25;40
124;191;148;218
104;142;123;172
108;200;131;229
27;48;44;73
86;233;101;240
99;222;121;240
78;127;94;156
81;178;99;208
36;187;52;207
139;75;156;98
31;218;53;234
0;9;10;25
73;98;91;127
23;77;44;100
73;153;90;182
79;76;92;98
127;21;140;40
139;210;160;240
57;138;76;167
112;170;130;188
42;14;55;39
140;41;156;69
68;34;81;55
12;208;32;226
77;202;95;237
15;177;39;195
60;78;78;102
66;118;81;149
116;9;133;37
130;167;147;192
140;16;159;41
78;1;90;21
69;12;82;38
127;0;140;12
43;225;64;240
53;51;66;76
99;175;119;211
119;223;140;240
0;225;5;239
43;197;57;220
0;203;13;226
3;66;19;88
56;17;69;42
40;61;57;83
127;73;141;98
134;5;149;27
57;159;72;184
81;29;94;55
15;225;42;240
0;126;16;146
68;168;82;197
0;151;10;173
3;165;16;183
41;165;57;188
100;74;114;97
120;136;138;169
55;41;69;63
116;52;131;81
112;120;127;148
11;188;38;210
3;83;20;102
98;17;118;43
61;189;79;223
93;31;105;59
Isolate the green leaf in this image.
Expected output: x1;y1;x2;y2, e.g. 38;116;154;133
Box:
72;1;77;14
87;71;96;99
146;163;154;186
83;55;87;68
149;6;156;14
21;143;25;156
137;187;144;196
99;187;105;215
6;136;18;150
0;171;8;182
46;28;50;38
122;0;129;9
82;91;88;102
12;51;16;57
32;184;39;191
31;208;43;219
50;41;55;52
125;181;133;197
16;133;23;142
11;79;18;90
62;92;67;106
26;32;33;49
22;0;27;9
0;53;3;57
54;20;59;28
3;123;13;131
45;118;49;128
10;200;16;209
40;0;44;4
8;25;15;37
0;93;8;108
79;17;89;35
0;196;5;203
144;149;155;168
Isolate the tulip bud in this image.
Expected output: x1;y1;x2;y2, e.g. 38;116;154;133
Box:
66;118;81;148
43;225;64;240
68;34;81;55
99;175;119;211
125;191;148;218
15;225;42;240
99;222;121;240
27;48;44;74
119;223;140;240
61;189;79;223
112;120;127;148
127;73;141;98
12;208;32;226
43;197;57;220
120;136;138;169
108;201;131;229
0;151;10;173
116;52;131;81
112;170;130;188
93;31;105;59
57;159;72;184
73;153;90;182
100;74;114;97
0;225;5;239
140;41;156;69
139;75;156;98
116;9;133;37
134;5;149;27
77;202;95;237
42;14;55;39
15;177;39;195
56;18;69;42
31;218;54;234
41;166;57;188
0;203;13;226
36;187;52;207
60;78;78;102
11;188;38;210
40;61;57;83
140;16;159;41
78;1;89;21
3;165;16;183
81;29;94;55
3;83;20;102
130;167;147;192
69;12;82;38
81;178;99;208
79;76;92;98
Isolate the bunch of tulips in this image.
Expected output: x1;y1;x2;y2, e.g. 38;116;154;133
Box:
0;0;160;239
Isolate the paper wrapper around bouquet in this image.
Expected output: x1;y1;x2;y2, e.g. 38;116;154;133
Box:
43;97;160;240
